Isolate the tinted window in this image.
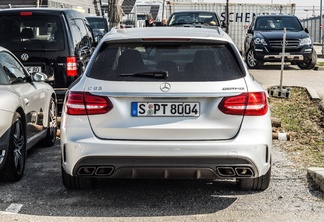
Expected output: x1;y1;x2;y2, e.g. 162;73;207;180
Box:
0;15;64;51
70;19;92;48
88;42;243;82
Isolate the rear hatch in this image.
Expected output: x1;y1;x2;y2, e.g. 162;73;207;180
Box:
73;40;249;141
84;80;247;140
0;11;66;87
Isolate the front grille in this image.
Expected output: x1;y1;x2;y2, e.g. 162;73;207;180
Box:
268;39;300;49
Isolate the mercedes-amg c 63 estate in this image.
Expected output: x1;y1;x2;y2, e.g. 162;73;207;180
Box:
60;27;272;190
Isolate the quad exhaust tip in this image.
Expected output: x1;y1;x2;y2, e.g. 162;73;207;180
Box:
77;166;114;176
217;166;253;177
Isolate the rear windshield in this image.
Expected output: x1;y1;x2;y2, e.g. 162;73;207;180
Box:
88;42;244;82
0;14;64;51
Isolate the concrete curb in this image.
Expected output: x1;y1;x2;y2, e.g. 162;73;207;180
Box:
307;167;324;192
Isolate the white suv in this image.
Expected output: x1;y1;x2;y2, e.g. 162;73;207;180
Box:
60;27;272;190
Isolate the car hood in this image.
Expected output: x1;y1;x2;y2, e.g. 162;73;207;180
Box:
254;30;309;40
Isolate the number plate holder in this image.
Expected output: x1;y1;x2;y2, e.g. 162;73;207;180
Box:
131;102;200;117
25;66;42;73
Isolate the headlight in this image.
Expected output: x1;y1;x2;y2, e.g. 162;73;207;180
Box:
253;38;267;45
300;37;312;46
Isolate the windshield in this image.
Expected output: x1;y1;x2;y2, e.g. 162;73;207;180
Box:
0;14;64;51
168;12;220;26
86;17;108;33
88;42;244;82
254;17;303;31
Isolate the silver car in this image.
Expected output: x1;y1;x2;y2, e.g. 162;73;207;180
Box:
0;47;57;182
60;27;272;190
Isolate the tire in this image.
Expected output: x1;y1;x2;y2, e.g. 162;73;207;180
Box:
0;113;26;182
61;166;96;189
245;48;260;69
237;166;271;191
38;97;57;147
297;49;317;70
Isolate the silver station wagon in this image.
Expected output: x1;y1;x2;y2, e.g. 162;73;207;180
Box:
60;27;272;190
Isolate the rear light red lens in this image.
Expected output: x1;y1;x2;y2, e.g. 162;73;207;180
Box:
20;12;32;16
65;92;113;115
66;56;77;77
218;92;268;116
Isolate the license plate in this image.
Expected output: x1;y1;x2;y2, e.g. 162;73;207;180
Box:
131;102;200;117
279;52;290;56
25;66;41;73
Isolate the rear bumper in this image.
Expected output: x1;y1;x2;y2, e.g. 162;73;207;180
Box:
60;116;272;180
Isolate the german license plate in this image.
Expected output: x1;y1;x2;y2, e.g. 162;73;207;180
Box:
131;102;200;117
25;66;41;73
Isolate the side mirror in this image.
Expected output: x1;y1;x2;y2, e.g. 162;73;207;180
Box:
247;29;253;34
305;28;309;33
31;72;48;82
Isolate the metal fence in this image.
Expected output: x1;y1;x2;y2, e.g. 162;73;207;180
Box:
301;16;322;44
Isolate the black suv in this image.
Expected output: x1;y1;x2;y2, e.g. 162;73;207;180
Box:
244;15;317;69
0;8;96;113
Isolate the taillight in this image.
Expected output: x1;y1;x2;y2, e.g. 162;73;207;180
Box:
65;92;113;115
218;92;268;116
66;56;77;77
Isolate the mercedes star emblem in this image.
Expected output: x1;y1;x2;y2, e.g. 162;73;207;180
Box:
160;82;171;92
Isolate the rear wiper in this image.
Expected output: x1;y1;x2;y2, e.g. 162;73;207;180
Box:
119;71;169;78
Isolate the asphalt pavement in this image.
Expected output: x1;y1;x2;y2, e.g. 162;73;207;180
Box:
248;47;324;192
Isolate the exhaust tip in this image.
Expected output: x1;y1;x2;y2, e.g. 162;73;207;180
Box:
217;167;236;177
95;166;114;176
77;167;96;175
235;167;253;177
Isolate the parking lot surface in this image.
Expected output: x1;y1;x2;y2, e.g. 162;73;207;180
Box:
0;114;323;221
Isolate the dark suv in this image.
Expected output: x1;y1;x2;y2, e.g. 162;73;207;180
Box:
0;8;96;113
244;15;317;69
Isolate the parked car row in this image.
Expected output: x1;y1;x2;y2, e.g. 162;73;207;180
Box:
0;8;97;114
0;8;101;182
0;47;57;182
1;9;314;189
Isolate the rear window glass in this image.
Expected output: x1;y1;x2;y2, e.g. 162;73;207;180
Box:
88;42;244;82
0;14;64;51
